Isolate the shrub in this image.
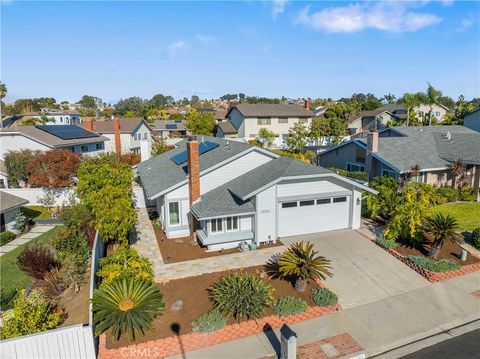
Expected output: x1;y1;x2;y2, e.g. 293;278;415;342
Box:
436;187;459;203
12;212;29;233
458;187;475;202
97;246;154;288
17;245;58;280
248;139;263;148
192;309;227;333
273;296;308;317
0;289;65;339
120;153;141;166
92;278;165;341
209;272;273;322
406;255;461;272
36;267;67;299
4;149;37;187
311;288;338;307
472;228;480;250
330;168;369;182
375;235;397;250
0;231;16;246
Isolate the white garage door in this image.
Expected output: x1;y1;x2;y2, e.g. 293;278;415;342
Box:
278;195;350;237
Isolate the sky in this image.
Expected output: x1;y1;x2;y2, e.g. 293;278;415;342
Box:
1;0;479;104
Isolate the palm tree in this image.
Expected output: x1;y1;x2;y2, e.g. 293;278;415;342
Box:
278;241;333;292
0;82;6;128
400;92;418;126
426;83;441;126
409;164;422;182
92;278;164;341
450;159;467;189
424;213;459;259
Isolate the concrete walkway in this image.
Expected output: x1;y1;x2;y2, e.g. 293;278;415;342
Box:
0;225;56;256
168;271;480;359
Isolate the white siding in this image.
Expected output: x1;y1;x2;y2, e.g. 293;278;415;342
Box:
3;208;20;232
277;179;347;198
240;216;252;231
0;134;51;160
255;185;277;244
351;189;362;229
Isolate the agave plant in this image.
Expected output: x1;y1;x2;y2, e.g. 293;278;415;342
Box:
278;241;332;292
92;278;164;341
424;213;459;260
209;272;273;322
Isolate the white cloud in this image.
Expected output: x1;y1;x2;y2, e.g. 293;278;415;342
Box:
272;0;288;19
166;40;188;56
196;34;216;45
456;16;476;32
441;0;454;6
295;2;442;34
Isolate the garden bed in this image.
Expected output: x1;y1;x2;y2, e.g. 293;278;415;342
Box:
155;228;283;263
106;265;334;349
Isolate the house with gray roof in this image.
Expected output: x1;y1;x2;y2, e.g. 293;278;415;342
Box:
150;119;189;139
138;136;375;250
1;191;29;232
216;103;314;148
317;125;480;201
463;107;480;133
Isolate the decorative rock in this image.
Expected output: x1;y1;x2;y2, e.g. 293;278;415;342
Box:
170;300;183;311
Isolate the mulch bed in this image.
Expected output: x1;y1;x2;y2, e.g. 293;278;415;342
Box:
155;228;283;263
394;233;480;266
106;266;323;349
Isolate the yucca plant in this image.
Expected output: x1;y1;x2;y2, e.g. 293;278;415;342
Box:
92;278;164;341
209;272;273;322
278;241;332;292
424;213;459;260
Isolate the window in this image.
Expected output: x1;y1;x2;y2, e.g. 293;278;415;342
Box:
282;202;297;208
346;163;365;172
249;134;258;138
317;198;331;205
298;118;308;124
143;133;147;139
80;145;88;152
60;117;63;123
333;197;347;203
278;117;288;124
355;146;365;163
226;217;238;231
300;200;315;207
211;218;223;233
382;169;396;178
169;202;180;226
257;118;271;125
95;143;103;150
411;173;424;183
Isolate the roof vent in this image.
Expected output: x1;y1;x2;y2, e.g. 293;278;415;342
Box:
446;131;451;140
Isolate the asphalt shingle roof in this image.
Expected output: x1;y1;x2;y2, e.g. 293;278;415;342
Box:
151;120;187;132
228;104;313;118
216;121;238;134
80;118;146;134
137;136;256;199
0;191;29;213
190;156;332;219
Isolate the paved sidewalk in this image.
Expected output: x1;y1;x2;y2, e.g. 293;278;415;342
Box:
0;225;56;256
168;272;480;359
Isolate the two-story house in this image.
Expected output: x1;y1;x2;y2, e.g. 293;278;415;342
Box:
217;103;314;147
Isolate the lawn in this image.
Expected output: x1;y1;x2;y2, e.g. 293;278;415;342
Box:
21;206;52;220
433;202;480;232
0;227;57;310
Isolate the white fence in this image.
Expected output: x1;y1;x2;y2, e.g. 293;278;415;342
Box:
1;188;77;206
133;186;146;208
0;232;105;359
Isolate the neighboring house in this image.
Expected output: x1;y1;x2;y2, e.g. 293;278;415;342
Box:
42;110;81;125
82;118;152;155
317;125;480;201
214;121;238;139
313;106;326;117
0;160;8;188
150;120;189;139
348;105;403;135
414;103;449;123
215;109;227;122
463;107;480;133
217;103;314;147
138;136;375;250
0;125;108;160
0;191;29;232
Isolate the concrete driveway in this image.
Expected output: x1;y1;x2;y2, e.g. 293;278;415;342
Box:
281;229;429;308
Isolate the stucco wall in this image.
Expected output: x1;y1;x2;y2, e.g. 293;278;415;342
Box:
0;134;51;160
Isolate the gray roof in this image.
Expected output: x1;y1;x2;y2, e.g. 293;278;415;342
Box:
216;121;238;134
227;104;313;118
0;126;109;147
150;120;187;132
0;191;29;213
190;156;332;219
80;118;147;134
137;136;265;199
357;126;480;172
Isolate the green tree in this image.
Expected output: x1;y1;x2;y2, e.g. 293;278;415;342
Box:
382;93;397;104
277;241;333;292
285;123;309;153
366;176;400;220
426;83;442;126
115;97;145;116
4;149;38;187
258;128;275;148
78;95;96;109
150;93;168;108
424;213;459;259
92;278;164;341
185;110;216;135
0;81;6;121
151;136;172;156
400;92;419;126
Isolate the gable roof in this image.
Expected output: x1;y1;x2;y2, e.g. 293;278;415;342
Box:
226;104;313;118
150;120;187;132
0;191;29;213
216;121;238;135
0;125;109;147
137;136;277;199
80;118;148;134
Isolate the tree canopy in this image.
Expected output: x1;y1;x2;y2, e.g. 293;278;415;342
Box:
185;110;216;135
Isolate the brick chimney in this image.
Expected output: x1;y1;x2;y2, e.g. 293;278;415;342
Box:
113;118;121;155
304;98;311;110
187;136;200;206
84;119;94;132
367;130;378;153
